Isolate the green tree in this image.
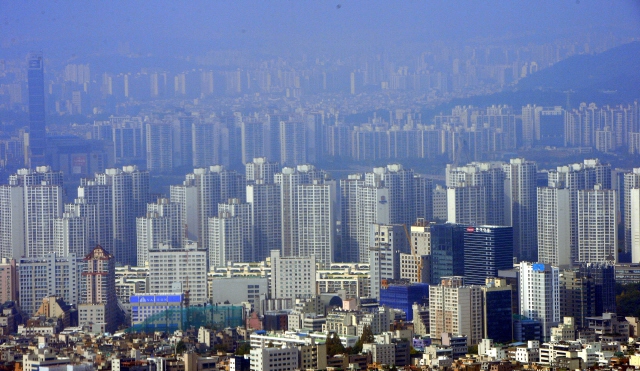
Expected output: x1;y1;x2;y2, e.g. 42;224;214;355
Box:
350;324;374;354
235;342;251;355
326;332;346;357
360;324;374;344
175;340;187;355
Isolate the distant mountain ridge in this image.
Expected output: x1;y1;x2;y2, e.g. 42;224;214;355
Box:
516;41;640;97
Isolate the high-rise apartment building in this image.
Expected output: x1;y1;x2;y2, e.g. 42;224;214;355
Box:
27;52;46;167
0;167;64;259
245;157;279;184
446;162;507;227
145;122;173;172
275;165;326;258
148;243;207;304
53;209;88;257
241;121;266;164
208;211;244;268
429;276;483;345
247;182;281;262
92;166;150;266
546;159;612;263
537;187;571;266
623;169;640;259
504;158;538;262
576;186;617;263
519;262;560;341
270;250;316;300
279;121;307;166
296;181;335;263
136;212;170;266
178;166;245;253
218;198;253;261
18;253;84;317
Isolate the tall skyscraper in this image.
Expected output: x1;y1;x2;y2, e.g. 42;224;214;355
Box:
519;262;560;341
27;52;46;168
504;158;538;262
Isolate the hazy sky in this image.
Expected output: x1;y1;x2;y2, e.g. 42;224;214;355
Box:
1;1;640;57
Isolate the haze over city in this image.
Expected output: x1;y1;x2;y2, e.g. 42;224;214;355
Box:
0;2;640;371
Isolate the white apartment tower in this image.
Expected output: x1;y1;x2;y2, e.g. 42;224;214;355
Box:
623;169;640;258
275;165;326;257
519;262;560;341
145;122;173;172
0;167;64;259
245;157;279;184
208;212;244;268
446;162;507;227
136;212;170;266
218;198;253;261
180;166;245;253
577;185;617;263
148;243;207;304
297;182;335;264
146;198;183;249
270;250;316;300
18;253;84;317
92;166;150;266
537;187;571;266
630;188;640;262
53;209;88;257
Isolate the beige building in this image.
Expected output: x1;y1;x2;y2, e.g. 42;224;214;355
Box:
429;276;483;345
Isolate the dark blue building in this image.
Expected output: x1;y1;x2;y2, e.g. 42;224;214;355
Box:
464;226;513;285
514;316;543;342
430;223;465;283
379;283;429;321
483;286;513;343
